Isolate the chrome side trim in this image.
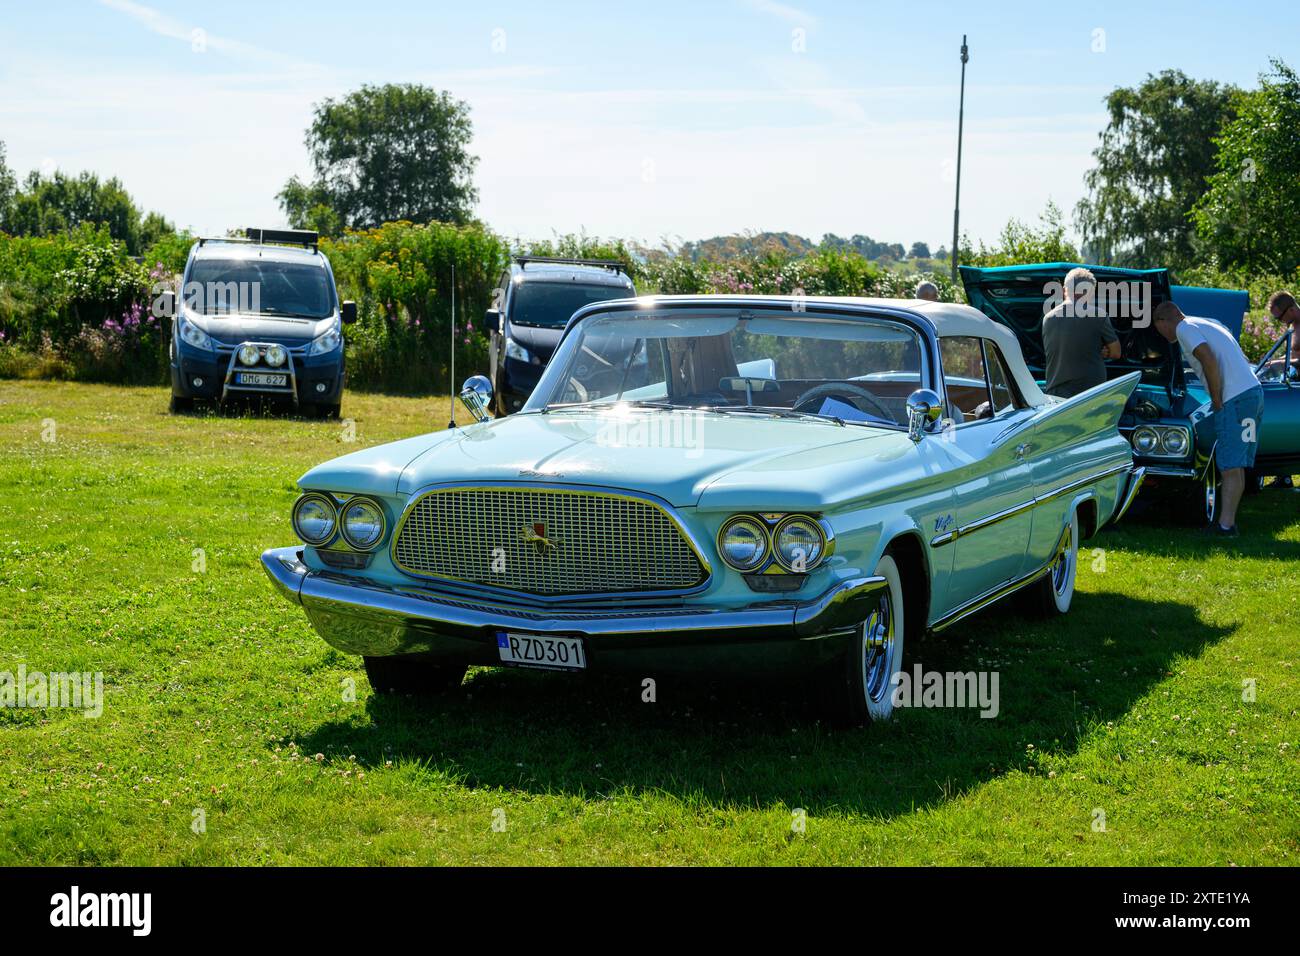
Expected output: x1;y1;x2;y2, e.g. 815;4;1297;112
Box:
1138;464;1195;478
930;522;1071;632
930;461;1132;547
1109;466;1147;525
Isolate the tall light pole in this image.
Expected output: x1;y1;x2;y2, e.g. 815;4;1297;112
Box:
951;34;969;285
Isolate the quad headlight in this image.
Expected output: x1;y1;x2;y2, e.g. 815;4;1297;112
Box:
717;516;769;571
773;516;827;572
1160;427;1189;456
292;493;337;545
339;497;386;551
1131;425;1160;455
717;513;830;573
1129;424;1191;459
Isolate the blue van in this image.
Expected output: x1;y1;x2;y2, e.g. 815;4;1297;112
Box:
167;228;355;417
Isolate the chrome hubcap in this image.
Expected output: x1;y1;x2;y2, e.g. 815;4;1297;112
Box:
862;593;894;703
1205;470;1217;522
1051;526;1073;597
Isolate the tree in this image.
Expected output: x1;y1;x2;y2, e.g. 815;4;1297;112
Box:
1075;70;1237;269
1193;60;1300;275
0;141;15;228
0;169;172;255
280;84;479;231
909;241;931;259
820;234;907;261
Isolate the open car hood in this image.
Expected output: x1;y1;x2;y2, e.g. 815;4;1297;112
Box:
959;263;1180;389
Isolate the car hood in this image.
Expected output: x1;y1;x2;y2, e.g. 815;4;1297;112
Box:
959;263;1176;379
188;311;331;345
505;322;564;357
299;409;908;508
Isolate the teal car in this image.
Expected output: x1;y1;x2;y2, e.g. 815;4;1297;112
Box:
262;295;1142;723
961;263;1300;523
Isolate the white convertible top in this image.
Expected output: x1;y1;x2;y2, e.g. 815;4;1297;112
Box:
788;296;1047;407
598;294;1049;407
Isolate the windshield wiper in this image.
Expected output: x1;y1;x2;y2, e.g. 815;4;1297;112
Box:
618;400;678;410
704;405;846;426
256;310;321;319
543;399;678;413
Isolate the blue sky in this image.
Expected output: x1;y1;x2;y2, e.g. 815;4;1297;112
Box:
0;0;1291;249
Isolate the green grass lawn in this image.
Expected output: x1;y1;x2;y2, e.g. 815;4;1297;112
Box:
1;379;1296;865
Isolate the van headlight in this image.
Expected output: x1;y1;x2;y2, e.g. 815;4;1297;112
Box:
505;337;531;362
309;326;342;355
178;315;214;351
339;497;385;551
264;344;288;367
292;493;337;545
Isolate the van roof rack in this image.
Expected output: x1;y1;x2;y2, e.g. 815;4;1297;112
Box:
513;255;628;275
197;229;319;251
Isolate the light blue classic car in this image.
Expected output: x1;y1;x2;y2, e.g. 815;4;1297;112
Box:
262;296;1143;723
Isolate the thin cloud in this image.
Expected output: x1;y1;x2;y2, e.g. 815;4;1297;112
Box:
739;0;818;27
95;0;322;71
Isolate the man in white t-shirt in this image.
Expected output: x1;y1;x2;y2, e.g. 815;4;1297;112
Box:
1152;301;1265;537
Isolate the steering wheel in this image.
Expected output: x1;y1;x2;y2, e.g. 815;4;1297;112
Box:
791;383;894;422
560;377;590;404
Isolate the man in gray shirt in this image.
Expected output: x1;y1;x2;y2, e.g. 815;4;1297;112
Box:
1042;267;1121;398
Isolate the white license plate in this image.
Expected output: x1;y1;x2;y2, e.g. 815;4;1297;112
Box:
496;631;586;671
235;372;288;387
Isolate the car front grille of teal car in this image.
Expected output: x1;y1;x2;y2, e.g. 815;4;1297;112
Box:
390;484;710;598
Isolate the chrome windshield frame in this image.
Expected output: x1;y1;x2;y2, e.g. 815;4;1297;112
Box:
523;299;942;423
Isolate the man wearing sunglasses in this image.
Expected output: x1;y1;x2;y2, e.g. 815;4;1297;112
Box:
1266;291;1299;488
1267;290;1300;355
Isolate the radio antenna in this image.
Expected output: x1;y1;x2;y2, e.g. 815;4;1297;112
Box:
448;262;457;429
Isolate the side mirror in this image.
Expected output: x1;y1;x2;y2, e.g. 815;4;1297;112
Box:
484;307;500;330
906;388;943;443
340;301;358;324
459;375;494;423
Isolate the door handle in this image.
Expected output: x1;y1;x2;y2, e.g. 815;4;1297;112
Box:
1015;442;1032;459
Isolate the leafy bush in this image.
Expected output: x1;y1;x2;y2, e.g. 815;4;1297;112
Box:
323;220;510;392
0;225;163;382
141;230;195;278
1176;262;1298;361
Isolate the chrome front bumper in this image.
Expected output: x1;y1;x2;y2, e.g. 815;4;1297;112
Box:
260;546;887;661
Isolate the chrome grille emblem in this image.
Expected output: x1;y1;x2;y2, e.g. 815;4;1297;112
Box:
519;521;560;554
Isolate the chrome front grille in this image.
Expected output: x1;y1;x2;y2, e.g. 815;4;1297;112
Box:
392;486;708;597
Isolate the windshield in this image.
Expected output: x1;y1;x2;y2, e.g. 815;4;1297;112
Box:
1256;328;1297;383
532;310;927;428
187;258;336;319
510;281;628;329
